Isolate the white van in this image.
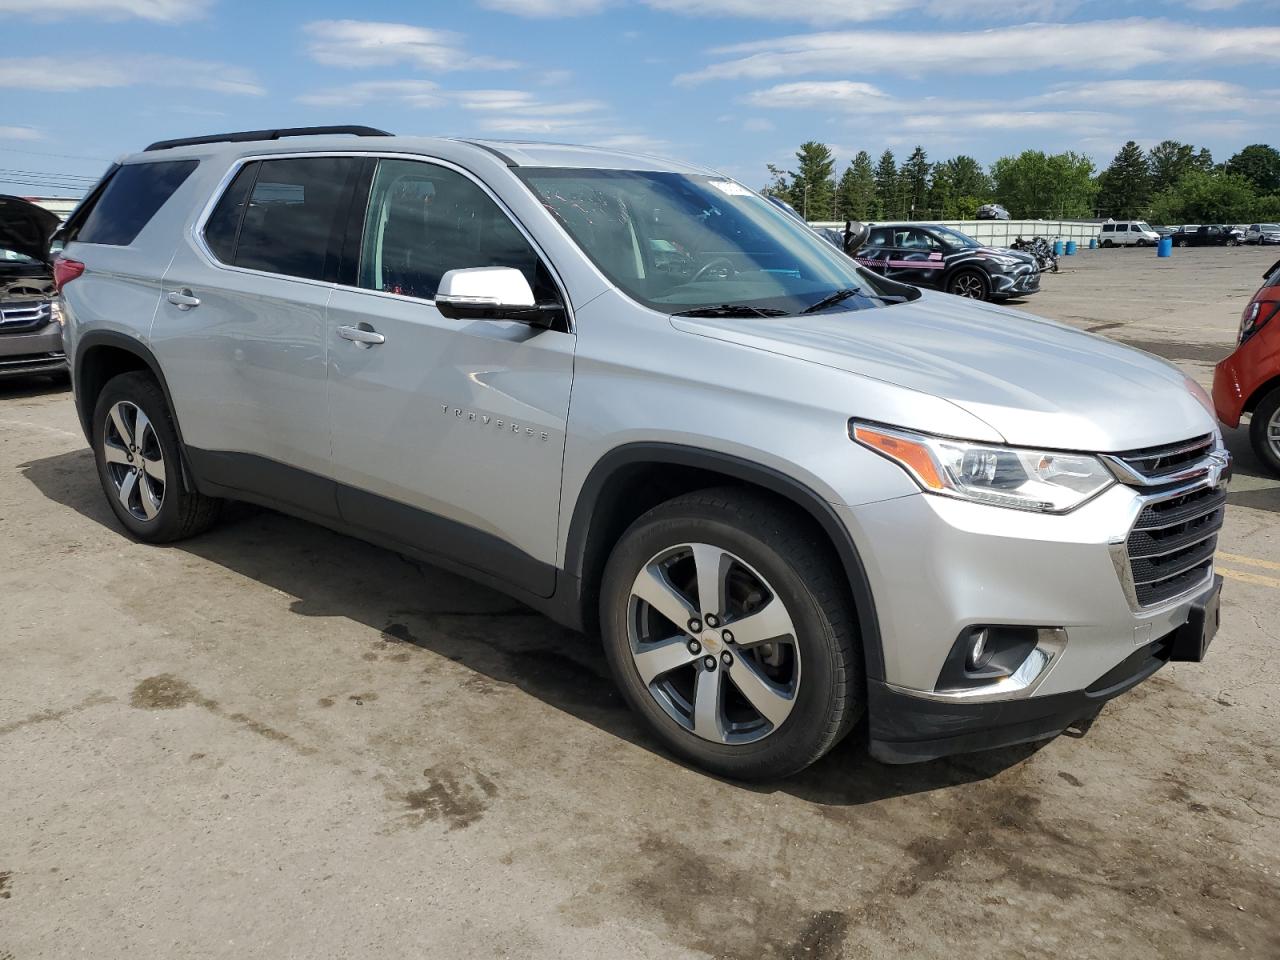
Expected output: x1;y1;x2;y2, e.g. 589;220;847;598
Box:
1099;221;1161;247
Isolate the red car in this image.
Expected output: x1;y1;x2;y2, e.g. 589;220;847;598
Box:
1213;258;1280;473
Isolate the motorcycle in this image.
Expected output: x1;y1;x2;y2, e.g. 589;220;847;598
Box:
1011;235;1059;274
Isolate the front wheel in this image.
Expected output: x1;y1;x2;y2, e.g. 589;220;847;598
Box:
599;489;862;780
1226;238;1238;247
948;270;989;300
92;371;221;542
1250;387;1280;476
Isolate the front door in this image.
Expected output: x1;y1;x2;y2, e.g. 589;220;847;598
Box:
325;157;574;597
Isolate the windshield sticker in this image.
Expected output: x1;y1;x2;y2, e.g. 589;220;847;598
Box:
708;179;753;197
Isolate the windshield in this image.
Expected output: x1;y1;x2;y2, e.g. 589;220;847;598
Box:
518;168;896;315
1;247;39;264
1136;222;1153;232
1262;224;1280;232
929;225;981;249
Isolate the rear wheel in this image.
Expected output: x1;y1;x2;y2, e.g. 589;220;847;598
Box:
600;489;862;780
92;371;221;542
1250;387;1280;476
948;269;989;300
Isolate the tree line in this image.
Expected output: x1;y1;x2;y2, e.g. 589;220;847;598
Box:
764;141;1280;225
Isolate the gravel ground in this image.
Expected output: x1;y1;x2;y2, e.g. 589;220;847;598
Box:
1;245;1277;960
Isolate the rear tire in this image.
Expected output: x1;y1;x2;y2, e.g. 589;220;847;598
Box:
92;371;221;542
1250;387;1280;477
599;488;863;781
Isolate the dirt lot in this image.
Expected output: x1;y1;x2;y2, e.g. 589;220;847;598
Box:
2;246;1277;960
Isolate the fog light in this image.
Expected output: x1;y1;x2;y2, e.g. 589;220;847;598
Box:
937;625;1045;693
966;628;992;671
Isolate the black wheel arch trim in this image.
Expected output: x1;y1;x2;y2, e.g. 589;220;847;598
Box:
562;442;886;681
73;330;202;496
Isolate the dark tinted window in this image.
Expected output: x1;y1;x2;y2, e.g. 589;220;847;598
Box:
204;162;258;263
77;160;198;246
221;156;361;282
358;158;552;302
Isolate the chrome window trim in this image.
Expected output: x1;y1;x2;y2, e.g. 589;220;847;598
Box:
189;150;576;332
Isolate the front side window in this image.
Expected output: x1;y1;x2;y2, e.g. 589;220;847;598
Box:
203;156;362;282
929;226;980;250
519;168;895;315
76;159;197;246
357;158;554;303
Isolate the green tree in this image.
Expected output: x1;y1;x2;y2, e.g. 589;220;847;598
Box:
900;145;930;219
990;150;1097;218
1225;144;1280;194
926;163;952;221
837;150;877;221
1193;147;1214;173
874;149;899;219
1148;140;1198;194
790;141;836;220
940;155;991;199
1096;141;1152;218
1147;169;1259;225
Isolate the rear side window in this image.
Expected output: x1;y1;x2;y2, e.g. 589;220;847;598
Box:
76;160;198;246
203;156;362;282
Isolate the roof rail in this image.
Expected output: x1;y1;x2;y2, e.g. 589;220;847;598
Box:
144;125;393;152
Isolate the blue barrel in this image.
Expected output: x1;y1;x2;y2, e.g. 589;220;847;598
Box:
1158;236;1173;257
1052;239;1064;256
1089;238;1097;249
1065;240;1077;255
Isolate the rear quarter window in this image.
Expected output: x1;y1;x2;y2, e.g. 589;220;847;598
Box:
75;160;198;246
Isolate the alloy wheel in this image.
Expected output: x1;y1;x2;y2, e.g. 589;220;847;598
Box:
1269;406;1280;462
103;400;166;521
952;274;985;299
626;543;800;744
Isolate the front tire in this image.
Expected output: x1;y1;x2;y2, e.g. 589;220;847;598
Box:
92;371;221;542
1250;387;1280;476
948;269;990;300
599;489;862;780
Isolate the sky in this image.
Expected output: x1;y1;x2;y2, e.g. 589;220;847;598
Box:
1;0;1278;198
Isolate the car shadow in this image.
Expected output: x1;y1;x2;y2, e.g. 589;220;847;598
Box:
0;374;69;399
21;446;1040;802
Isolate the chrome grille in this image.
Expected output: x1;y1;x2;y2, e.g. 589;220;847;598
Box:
1124;484;1225;607
1103;434;1215;485
0;301;52;332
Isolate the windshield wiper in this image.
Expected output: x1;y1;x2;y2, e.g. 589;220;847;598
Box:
671;304;789;318
801;287;909;314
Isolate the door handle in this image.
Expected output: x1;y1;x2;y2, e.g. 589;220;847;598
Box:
337;324;385;347
166;289;200;310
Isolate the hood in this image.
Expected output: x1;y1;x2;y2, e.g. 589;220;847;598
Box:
0;195;60;263
672;290;1214;452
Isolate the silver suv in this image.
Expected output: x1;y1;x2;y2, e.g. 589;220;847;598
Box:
58;127;1229;780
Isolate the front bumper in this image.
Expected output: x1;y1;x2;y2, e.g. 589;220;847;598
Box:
867;577;1219;762
838;475;1224;762
0;319;66;378
991;266;1041;297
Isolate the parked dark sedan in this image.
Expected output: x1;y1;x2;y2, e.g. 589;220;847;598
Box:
0;195;65;380
853;222;1039;301
1171;224;1245;247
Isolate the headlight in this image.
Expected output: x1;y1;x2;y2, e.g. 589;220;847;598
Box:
851;421;1115;513
984;255;1020;266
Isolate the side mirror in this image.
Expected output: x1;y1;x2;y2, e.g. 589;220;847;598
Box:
434;267;562;328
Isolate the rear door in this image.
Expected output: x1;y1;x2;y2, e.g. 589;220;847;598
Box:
324;156;575;597
153;155;366;514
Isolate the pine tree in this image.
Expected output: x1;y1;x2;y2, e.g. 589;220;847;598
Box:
874;150;898;219
837;150;877;221
789;141;836;219
1148;140;1197;194
900;146;930;219
941;155;992;198
927;163;952;221
1096;141;1152;218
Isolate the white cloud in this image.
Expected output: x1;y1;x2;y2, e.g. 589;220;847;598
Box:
1048;79;1265;113
899;111;1121;135
0;125;44;141
297;80;444;109
0;56;263;95
638;0;1071;23
742;118;774;132
0;0;208;20
477;0;609;14
454;89;604;116
303;20;518;73
679;18;1280;84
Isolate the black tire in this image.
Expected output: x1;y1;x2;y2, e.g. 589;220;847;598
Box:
947;269;990;300
1102;239;1114;248
599;488;863;781
1176;238;1188;247
1249;386;1280;477
92;371;221;542
1226;238;1238;247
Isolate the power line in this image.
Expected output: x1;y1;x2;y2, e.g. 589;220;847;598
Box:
0;167;100;182
0;145;113;164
